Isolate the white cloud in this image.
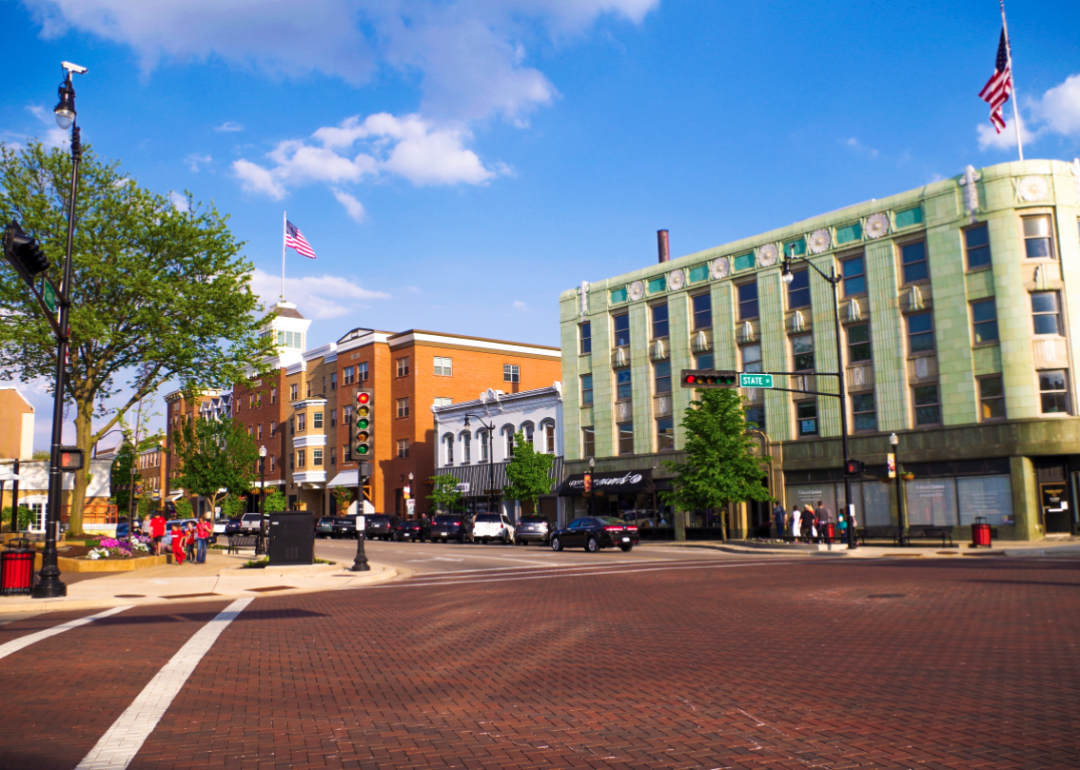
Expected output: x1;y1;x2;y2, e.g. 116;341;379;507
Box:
250;267;390;320
512;300;529;311
169;191;189;212
233;158;287;198
214;121;244;132
978;71;1080;150
184;152;212;172
332;188;366;221
976;112;1036;151
842;136;879;158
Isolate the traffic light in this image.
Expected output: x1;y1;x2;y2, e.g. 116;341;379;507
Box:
845;459;864;476
3;221;50;284
681;369;739;388
354;390;373;461
58;447;84;471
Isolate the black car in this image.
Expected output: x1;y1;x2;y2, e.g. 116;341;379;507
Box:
430;514;472;543
394;518;431;542
224;517;243;535
365;514;400;540
332;515;358;539
550;516;640;553
514;515;552;545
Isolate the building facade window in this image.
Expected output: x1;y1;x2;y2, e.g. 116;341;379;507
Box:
792;334;815;372
613;313;630;347
913;384;941;426
504;364;520;383
852;393;877;432
343;405;353;425
503;426;516;458
313;412;323;429
1031;292;1061;335
543;421;555;454
397;439;410;459
842;255;867;296
330;372;337;390
434;397;452;407
313;449;323;466
444;434;454;465
965;223;991;269
270;421;276;436
979;376;1006;421
344;367;355;385
330;446;337;466
582;427;595;457
396;357;410;377
270;388;276;404
651;303;669;339
692;293;712;330
330;409;336;427
738;281;759;320
907;312;935;354
796;401;818;436
741;343;763;373
615;368;632;401
1023;215;1054;259
654;360;672;395
257;424;263;440
787;269;810;309
358;361;369;382
478;430;489;462
297;449;306;468
290;384;299;401
297;413;306;431
434;356;453;376
848;323;871;363
1039;370;1069;414
696;352;714;370
462;433;471;464
656;418;675;452
618;422;634;455
581;374;594;406
745;404;765;432
971;298;999;344
396;397;410;418
579;321;592;354
306;382;312;398
901;241;928;283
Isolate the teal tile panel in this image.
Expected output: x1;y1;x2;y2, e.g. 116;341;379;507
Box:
895;206;923;229
808;255;840;437
712;282;737;370
926;222;977;425
610;287;628;304
865;239;908;431
988;208;1039;418
733;253;755;272
667;293;692;449
629;302;653;455
836;222;862;244
648;276;666;294
758;271;791;441
688;264;709;283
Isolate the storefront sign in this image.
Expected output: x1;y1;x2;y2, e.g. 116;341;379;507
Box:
559;470;653;496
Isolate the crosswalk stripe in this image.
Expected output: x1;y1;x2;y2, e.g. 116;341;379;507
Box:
75;598;252;770
0;605;132;662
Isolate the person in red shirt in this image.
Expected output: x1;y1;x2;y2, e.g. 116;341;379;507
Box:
171;525;186;565
150;512;166;555
195;517;212;563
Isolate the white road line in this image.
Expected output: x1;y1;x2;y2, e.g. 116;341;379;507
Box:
0;605;132;662
75;598;252;770
413;557;670;578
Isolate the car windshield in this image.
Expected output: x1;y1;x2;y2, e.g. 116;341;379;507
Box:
474;514;500;523
318;518;335;525
599;517;625;525
368;515;391;522
433;515;460;524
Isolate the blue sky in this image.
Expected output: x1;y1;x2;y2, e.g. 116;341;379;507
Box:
2;0;1079;449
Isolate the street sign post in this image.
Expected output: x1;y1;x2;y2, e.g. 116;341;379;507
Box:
739;373;774;388
43;280;58;314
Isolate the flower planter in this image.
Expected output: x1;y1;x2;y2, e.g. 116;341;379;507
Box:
33;553;169;572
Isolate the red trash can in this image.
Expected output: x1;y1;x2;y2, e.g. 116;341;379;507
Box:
1;540;35;596
971;516;992;548
825;523;836;542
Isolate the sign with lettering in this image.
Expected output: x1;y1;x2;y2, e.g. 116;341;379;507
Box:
739;373;774;388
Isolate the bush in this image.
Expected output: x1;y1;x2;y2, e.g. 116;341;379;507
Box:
2;505;36;531
174;497;194;518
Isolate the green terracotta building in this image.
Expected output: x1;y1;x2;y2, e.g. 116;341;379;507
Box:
559;158;1080;542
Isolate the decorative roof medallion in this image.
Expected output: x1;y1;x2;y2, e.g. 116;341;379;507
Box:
710;257;730;280
1017;175;1049;203
808;229;831;255
628;280;645;301
865;212;889;239
668;268;686;291
757;243;779;266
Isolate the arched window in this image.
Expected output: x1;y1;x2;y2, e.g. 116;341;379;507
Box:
460;431;471;464
443;433;455;466
541;419;556;454
520;421;535;448
502;425;516;459
477;429;490;462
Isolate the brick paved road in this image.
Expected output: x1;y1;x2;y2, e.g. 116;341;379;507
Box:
3;555;1080;769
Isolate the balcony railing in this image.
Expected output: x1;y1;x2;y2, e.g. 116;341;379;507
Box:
653;394;672;418
908;355;938;382
847;362;874;390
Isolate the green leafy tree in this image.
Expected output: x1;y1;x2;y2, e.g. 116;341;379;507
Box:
110;442;136;513
0;142;276;533
661;389;772;541
264;489;287;513
427;475;463;513
171;417;259;518
219;495;246;519
174;497;193;519
3;505;36;531
503;431;555;513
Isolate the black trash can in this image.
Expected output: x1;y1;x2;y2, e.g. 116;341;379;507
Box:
1;539;35;596
267;512;315;565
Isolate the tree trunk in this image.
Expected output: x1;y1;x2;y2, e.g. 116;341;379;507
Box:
68;402;95;536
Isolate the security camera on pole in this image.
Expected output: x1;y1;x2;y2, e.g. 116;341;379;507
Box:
351;390;373;571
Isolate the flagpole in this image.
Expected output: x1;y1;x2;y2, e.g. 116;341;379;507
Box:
281;211;287;302
1000;0;1023;162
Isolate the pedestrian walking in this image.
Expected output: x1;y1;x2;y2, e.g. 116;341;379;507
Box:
196;516;211;564
773;502;787;540
171;525;186;565
804;504;817;541
141;515;152;537
791;505;802;539
151;511;166;555
184;522;197;563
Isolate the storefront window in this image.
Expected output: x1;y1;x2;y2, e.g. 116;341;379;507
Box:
905;478;958;526
957;475;1013;526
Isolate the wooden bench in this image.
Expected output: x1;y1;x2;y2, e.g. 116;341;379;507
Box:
226;535;259;554
906;526;956;548
857;526;901;545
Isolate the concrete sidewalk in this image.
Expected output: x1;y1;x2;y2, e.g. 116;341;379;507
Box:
0;549;399;615
656;536;1080;558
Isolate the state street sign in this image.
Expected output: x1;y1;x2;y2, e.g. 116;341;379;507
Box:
739;373;774;388
43;281;57;314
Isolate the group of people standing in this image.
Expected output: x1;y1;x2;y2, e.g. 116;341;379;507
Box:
140;511;212;565
772;500;848;542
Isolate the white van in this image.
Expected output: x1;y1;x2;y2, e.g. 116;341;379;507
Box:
472;513;515;544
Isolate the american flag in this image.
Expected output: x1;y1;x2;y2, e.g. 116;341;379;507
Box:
978;29;1013;134
285;220;316;259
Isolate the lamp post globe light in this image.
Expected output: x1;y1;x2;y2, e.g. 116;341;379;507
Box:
464;413;496;519
256;445;268;555
889;433;908;547
33;62;88;599
780;249;857;550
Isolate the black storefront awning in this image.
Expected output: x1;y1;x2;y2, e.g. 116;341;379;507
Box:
559;469;653;497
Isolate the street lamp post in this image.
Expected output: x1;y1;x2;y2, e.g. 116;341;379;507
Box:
889;433;908;546
33;63;87;598
350;462;370;572
258;445;267;556
781;250;857;550
464;413;496;519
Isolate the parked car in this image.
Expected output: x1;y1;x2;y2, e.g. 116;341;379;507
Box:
430;514;472;543
394;518;430;542
514;515;552;545
115;519;130;539
473;512;515;544
550;516;639;553
332;515;358;539
239;512;265;533
364;514;400;540
224;517;243;535
161;518;198;548
316;517;337;539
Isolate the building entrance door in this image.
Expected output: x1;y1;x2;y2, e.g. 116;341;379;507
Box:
1041;482;1070;533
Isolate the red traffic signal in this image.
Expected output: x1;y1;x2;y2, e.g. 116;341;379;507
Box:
681;370;738;388
58;447;84;471
355;390;373;457
844;459;864;476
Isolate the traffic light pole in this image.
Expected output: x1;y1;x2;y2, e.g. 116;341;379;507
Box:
351;468;369;571
33;123;80;598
